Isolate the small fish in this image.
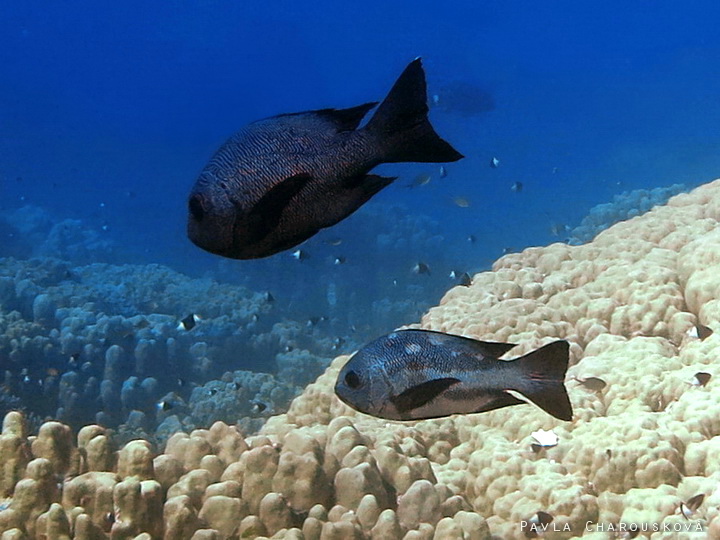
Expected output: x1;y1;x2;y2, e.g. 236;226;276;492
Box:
412;262;431;276
679;493;704;519
449;270;472;286
331;337;346;351
187;58;463;259
549;223;570;237
250;400;268;414
157;399;175;412
335;329;573;421
524;511;553;538
263;292;274;303
324;238;343;246
490;157;500;168
689;372;711;387
511;181;523;193
333;256;346;265
467;234;477;244
291;249;309;261
687;324;713;340
407;173;431;188
307;316;329;327
178;314;201;331
574;376;607;392
530;428;558;452
452;196;471;208
439;166;447;178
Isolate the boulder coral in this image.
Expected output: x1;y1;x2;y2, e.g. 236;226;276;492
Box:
4;179;720;537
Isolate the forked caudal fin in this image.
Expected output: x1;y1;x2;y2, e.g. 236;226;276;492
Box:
510;340;573;421
365;58;464;164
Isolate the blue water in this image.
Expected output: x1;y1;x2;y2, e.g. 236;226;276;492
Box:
2;1;720;330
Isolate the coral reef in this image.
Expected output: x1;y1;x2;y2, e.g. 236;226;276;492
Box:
0;258;335;446
1;178;720;537
568;183;689;244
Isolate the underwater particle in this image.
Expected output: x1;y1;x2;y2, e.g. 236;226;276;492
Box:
412;262;431;276
523;511;553;538
687;324;713;340
688;372;711;387
335;329;573;421
511;181;523;193
530;428;559;452
679;493;704;519
333;256;346;265
177;313;201;331
439;166;447;178
573;376;607;392
490;157;500;168
452;196;471;208
187;57;463;260
291;249;309;261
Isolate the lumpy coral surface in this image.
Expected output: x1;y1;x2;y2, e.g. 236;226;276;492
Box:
4;180;720;539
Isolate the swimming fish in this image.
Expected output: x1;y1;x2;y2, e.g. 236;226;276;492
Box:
412;262;431;275
334;329;573;421
187;58;463;259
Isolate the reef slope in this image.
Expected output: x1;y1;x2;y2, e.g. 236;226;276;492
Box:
4;179;720;538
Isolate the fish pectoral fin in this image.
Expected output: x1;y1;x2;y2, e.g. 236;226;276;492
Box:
390;377;460;414
245;172;313;243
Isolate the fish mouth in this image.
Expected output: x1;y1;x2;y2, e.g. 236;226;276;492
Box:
188;194;206;222
186;193;237;256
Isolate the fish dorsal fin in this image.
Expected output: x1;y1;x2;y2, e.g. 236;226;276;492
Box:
245;172;312;243
471;340;517;358
390;377;460;413
273;102;378;132
415;329;516;358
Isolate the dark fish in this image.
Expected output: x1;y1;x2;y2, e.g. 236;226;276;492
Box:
291;249;309;261
449;270;472;286
333;256;346;265
412;262;431;275
188;58;463;259
523;511;554;539
250;400;268;414
263;292;275;303
511;181;523;193
334;329;573;421
680;494;704;519
178;313;200;331
690;372;711;387
406;173;431;188
467;234;477;244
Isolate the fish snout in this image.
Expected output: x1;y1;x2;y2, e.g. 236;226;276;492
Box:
186;191;236;256
188;193;207;222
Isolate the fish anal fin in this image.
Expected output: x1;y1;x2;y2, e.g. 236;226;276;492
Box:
390;377;460;413
474;391;525;414
245;172;312;243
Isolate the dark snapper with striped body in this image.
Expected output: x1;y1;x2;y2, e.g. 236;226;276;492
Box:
335;329;573;421
187;58;463;259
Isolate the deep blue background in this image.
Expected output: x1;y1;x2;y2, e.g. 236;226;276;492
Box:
2;1;720;324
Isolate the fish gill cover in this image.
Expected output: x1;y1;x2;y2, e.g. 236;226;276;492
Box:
1;0;720;538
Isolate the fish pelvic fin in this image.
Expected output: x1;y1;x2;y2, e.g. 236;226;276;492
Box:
366;58;464;163
511;340;573;421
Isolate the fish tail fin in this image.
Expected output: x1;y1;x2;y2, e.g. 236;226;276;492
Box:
366;58;463;163
512;340;573;421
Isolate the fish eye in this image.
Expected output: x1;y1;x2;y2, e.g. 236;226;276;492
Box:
189;195;205;222
344;370;361;389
